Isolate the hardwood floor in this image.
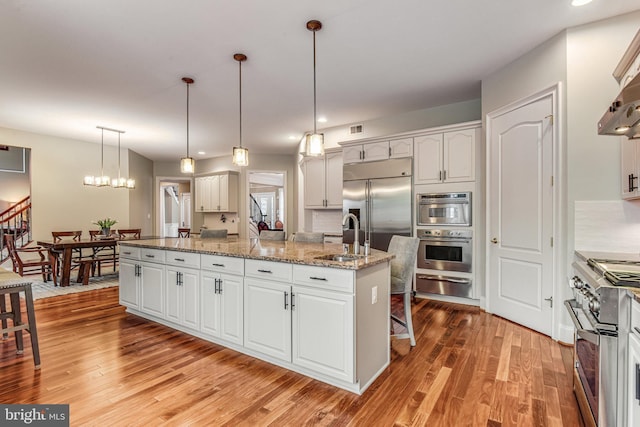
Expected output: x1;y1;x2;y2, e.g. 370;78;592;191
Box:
0;288;583;426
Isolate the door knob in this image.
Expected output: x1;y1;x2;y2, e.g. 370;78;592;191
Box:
491;238;498;244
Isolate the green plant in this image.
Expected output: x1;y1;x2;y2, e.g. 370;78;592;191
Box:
94;218;118;228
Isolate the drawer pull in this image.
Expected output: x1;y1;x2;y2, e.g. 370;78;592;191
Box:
212;263;225;267
123;251;131;255
145;254;155;258
174;258;185;262
258;269;273;274
309;276;327;281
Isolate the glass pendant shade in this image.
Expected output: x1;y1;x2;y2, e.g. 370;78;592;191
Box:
305;133;324;156
96;175;111;187
232;146;249;166
181;157;195;173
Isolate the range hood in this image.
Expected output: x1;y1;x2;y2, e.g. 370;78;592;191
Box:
598;72;640;138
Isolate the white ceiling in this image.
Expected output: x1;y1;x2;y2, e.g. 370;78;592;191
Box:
1;0;639;161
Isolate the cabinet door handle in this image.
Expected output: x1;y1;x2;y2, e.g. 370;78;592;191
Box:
218;279;222;294
443;170;447;181
630;174;638;192
257;269;272;274
291;292;296;310
284;291;289;310
636;363;640;401
309;276;327;281
439;171;442;181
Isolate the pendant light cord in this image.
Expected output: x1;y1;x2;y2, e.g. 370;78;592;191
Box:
239;58;243;149
117;132;121;180
100;128;105;177
312;29;317;135
186;81;190;158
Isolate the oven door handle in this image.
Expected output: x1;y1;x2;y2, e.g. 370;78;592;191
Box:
419;238;471;244
417;275;471;284
564;300;600;346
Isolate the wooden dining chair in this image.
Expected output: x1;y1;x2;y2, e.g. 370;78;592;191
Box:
50;231;83;280
89;230;118;277
3;235;54;282
178;228;191;238
117;229;141;240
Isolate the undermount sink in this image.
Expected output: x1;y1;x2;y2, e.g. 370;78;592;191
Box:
315;254;363;262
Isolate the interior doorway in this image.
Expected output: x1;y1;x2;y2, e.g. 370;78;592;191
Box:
157;178;192;238
248;171;285;233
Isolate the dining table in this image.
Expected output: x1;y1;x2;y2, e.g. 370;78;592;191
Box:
36;237;118;286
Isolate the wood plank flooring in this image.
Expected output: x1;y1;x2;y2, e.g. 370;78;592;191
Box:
0;288;583;426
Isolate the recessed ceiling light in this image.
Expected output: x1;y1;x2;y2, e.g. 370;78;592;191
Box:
317;117;327;123
571;0;592;6
198;151;205;155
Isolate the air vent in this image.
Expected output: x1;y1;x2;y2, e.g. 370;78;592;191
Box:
349;124;363;135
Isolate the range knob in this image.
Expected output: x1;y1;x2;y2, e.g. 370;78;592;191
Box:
572;276;584;289
588;298;600;313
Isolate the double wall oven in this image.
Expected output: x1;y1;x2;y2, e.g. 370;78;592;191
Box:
566;256;634;426
415;192;473;299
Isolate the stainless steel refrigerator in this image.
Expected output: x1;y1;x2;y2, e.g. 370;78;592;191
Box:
342;157;413;251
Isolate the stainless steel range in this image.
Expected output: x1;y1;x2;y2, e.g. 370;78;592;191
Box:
566;257;634;427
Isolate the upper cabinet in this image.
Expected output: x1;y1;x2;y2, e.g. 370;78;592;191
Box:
195;172;239;212
414;128;477;185
304;151;343;209
342;138;413;164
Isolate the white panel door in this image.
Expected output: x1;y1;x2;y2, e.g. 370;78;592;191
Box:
200;272;222;337
414;134;443;184
303;157;326;208
343;145;363;164
488;94;554;336
119;259;138;309
243;278;291;362
363;141;389;162
140;262;165;317
219;273;243;345
292;286;354;382
443;129;475;182
325;152;343;208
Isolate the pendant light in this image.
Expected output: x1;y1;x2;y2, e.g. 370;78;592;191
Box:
83;126;110;186
305;19;324;156
232;53;249;167
110;129;135;189
180;77;195;174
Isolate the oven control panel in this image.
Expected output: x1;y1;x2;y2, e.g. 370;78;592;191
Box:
417;229;472;239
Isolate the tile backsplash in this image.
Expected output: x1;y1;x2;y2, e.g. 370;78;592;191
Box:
575;200;640;252
311;210;343;233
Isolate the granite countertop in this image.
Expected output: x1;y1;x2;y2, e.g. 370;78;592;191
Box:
119;238;393;270
575;250;640;300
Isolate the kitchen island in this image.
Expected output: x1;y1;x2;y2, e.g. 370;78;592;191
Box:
118;237;393;394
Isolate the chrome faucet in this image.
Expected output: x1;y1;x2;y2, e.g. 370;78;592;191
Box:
342;213;360;255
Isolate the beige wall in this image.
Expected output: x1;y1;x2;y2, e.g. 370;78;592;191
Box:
154;153;297;238
0;126;154;241
128;149;154;235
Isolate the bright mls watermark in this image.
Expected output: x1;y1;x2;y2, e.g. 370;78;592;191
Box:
0;405;69;426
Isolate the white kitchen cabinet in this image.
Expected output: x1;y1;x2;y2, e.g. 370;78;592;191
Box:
195;172;239;212
621;138;640;199
119;253;139;309
165;266;199;330
165;250;200;329
244;277;292;361
389;138;413;158
200;254;245;345
414;128;476;184
343;138;413;164
629;330;640;426
139;262;165;318
303;150;343;209
291;283;354;383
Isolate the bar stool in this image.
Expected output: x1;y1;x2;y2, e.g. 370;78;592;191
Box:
0;276;41;369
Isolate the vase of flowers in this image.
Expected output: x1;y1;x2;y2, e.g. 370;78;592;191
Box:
94;218;117;236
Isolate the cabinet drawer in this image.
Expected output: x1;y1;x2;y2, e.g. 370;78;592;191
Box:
293;265;354;293
166;250;200;269
119;246;140;260
245;259;292;282
140;248;166;264
201;254;244;275
632;298;640;337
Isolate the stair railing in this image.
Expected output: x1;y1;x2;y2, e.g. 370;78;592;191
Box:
0;196;32;263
